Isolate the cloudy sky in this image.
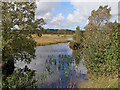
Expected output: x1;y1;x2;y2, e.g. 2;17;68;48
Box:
35;0;119;30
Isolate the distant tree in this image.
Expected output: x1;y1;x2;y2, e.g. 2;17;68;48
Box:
57;29;61;36
75;26;80;42
73;26;83;42
63;30;67;37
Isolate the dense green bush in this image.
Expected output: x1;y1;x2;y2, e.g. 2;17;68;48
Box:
82;5;119;76
83;23;119;75
103;22;119;74
2;68;37;89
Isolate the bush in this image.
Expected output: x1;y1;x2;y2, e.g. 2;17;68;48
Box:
82;23;119;76
2;68;36;89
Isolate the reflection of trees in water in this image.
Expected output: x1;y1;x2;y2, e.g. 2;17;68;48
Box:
45;55;73;70
72;49;83;65
2;66;37;89
44;54;82;79
72;49;81;56
40;55;74;87
42;54;85;88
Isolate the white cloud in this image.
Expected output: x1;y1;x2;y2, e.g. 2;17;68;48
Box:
35;1;64;29
67;10;86;23
67;2;118;28
44;14;65;29
35;2;59;19
51;13;65;23
35;1;119;30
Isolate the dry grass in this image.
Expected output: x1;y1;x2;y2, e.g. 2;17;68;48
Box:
32;34;72;46
79;75;118;88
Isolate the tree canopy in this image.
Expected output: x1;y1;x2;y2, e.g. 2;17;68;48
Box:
73;26;84;42
2;2;45;65
85;5;111;31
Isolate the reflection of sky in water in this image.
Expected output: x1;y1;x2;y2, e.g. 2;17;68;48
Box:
15;41;87;88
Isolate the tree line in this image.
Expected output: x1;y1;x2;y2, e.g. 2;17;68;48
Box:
42;29;75;35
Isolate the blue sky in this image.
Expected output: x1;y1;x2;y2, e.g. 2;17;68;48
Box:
35;1;118;30
54;2;75;18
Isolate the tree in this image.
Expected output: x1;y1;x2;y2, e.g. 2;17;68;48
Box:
103;22;119;74
57;29;61;36
73;26;83;42
63;30;67;37
85;5;111;31
31;18;45;37
2;2;45;75
83;5;118;76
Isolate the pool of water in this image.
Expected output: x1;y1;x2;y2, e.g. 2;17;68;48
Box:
15;39;87;88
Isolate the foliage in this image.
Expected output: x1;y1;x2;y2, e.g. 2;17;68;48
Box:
40;72;47;86
2;67;37;89
82;5;119;76
83;30;110;74
85;5;111;31
2;1;45;88
2;2;45;64
103;22;119;74
73;26;84;42
44;29;74;35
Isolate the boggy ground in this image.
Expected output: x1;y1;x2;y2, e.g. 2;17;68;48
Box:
32;34;72;46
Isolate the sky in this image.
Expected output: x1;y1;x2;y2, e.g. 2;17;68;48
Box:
35;0;119;30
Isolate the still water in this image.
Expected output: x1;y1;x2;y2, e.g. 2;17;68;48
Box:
15;39;87;88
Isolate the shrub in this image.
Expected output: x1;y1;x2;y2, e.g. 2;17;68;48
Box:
82;22;119;76
2;68;36;89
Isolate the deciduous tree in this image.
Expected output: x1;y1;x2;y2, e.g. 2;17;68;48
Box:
2;1;45;75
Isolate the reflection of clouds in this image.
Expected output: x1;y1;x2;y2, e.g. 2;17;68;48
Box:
36;71;60;88
46;71;60;83
72;62;87;74
15;61;27;69
64;42;73;55
15;42;87;88
67;48;73;55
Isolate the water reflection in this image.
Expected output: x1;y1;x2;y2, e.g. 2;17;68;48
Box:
14;42;87;88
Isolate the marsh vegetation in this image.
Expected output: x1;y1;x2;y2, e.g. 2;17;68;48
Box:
32;34;72;46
